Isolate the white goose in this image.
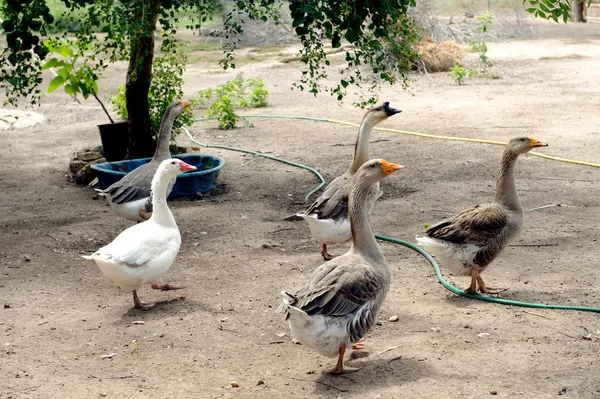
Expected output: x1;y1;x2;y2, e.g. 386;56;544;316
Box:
286;102;402;260
281;159;403;374
97;100;191;222
84;158;196;309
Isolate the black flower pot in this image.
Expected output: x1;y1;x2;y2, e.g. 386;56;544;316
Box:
98;121;129;162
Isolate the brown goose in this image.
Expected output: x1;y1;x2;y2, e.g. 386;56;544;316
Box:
287;102;402;260
416;137;548;294
97;100;191;222
281;159;403;375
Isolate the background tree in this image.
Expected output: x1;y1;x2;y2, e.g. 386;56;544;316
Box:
1;0;414;157
523;0;591;22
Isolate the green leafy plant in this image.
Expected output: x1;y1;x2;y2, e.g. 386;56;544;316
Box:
42;37;114;122
245;78;269;108
197;73;268;130
110;39;194;149
469;12;493;73
450;65;476;85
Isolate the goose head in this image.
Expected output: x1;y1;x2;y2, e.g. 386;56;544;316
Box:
166;99;192;116
364;102;402;123
355;159;403;186
157;158;197;179
508;137;548;154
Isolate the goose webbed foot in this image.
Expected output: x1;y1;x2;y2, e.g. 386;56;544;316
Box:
151;282;186;291
324;344;360;375
132;290;155;310
351;338;366;350
477;276;507;295
321;244;337;261
464;274;478;294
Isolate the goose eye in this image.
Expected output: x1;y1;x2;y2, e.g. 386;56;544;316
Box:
171;161;176;165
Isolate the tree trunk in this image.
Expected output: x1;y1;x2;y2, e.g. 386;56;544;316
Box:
573;0;586;23
125;4;159;159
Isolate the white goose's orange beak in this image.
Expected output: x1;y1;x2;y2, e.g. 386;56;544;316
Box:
180;100;192;108
529;138;548;148
380;160;403;175
179;161;197;172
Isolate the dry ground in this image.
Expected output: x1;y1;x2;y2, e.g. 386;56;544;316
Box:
2;22;600;399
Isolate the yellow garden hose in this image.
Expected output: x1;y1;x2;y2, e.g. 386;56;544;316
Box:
198;114;600;168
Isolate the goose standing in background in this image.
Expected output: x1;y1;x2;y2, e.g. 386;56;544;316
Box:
97;100;191;222
287;102;402;260
84;158;196;309
281;159;403;374
416;137;548;294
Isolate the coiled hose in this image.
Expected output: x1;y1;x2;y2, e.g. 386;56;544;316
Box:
182;115;600;313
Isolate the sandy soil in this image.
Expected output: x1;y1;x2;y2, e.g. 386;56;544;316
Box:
2;23;600;399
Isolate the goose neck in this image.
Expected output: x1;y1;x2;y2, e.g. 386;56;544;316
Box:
348;116;378;173
494;149;523;212
153;111;177;161
349;179;386;266
150;173;176;225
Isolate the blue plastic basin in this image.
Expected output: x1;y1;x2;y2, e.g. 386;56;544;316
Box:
91;154;225;198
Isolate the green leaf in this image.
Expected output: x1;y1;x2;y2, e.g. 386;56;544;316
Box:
538;10;547;18
57;68;71;79
57;44;70;58
41;58;61;70
525;8;537;13
64;84;78;96
47;76;65;93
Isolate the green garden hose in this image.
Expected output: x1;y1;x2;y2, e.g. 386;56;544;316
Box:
182;125;325;201
183;116;600;313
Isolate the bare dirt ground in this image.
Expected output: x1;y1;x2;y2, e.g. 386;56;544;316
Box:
2;21;600;399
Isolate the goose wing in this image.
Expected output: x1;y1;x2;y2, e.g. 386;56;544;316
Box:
426;203;508;246
99;163;157;204
287;261;384;341
303;175;351;220
89;223;180;267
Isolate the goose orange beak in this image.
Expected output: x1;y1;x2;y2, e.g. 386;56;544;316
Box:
180;100;192;108
179;161;197;172
379;160;403;175
529;138;548;148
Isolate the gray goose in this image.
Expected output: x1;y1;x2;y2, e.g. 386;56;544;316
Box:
287;102;402;260
97;100;191;222
281;159;403;375
416;137;548;294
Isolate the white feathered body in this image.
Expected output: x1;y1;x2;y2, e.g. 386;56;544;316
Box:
299;182;381;245
100;195;149;223
415;236;480;276
298;215;352;245
283;302;354;357
84;220;181;291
